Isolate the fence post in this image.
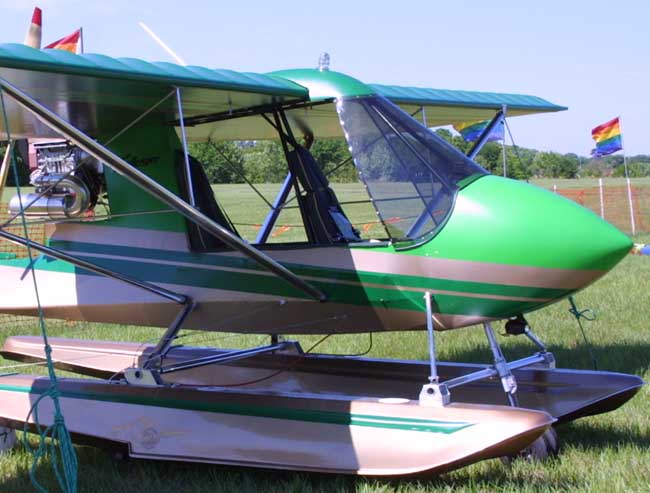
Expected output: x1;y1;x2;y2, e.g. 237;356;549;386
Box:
598;177;605;219
626;177;636;236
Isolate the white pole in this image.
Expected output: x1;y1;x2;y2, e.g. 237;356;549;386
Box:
553;184;557;194
501;104;507;177
139;21;187;66
625;163;636;235
619;117;636;235
598;177;605;219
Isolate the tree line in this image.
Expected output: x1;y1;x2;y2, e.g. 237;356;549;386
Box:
4;133;648;189
189;131;650;184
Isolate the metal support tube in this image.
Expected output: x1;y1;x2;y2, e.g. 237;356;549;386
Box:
143;300;197;369
418;292;449;406
0;228;187;304
176;87;196;207
424;291;438;383
467;109;505;159
483;322;518;406
159;341;292;374
256;172;293;244
0;77;325;302
444;353;548;390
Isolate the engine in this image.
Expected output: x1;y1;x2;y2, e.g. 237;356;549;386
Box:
8;141;105;218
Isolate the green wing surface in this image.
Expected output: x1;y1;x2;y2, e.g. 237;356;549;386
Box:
0;43;308;140
371;83;567;126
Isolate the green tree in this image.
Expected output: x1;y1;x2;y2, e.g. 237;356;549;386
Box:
242;141;286;183
188;141;246;184
311;139;357;182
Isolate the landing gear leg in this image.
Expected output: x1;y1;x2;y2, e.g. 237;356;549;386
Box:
483;322;518;407
419;292;450;407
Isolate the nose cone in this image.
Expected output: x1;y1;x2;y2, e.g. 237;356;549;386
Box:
431;176;631;289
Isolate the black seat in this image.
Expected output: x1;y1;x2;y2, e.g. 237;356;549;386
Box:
287;146;360;244
175;151;239;251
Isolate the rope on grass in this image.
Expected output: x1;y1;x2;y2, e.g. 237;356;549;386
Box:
0;90;78;493
568;295;599;370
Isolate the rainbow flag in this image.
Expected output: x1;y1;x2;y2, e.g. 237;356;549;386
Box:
44;29;81;54
591;117;622;157
453;119;504;143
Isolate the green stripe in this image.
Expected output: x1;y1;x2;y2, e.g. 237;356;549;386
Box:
0;382;472;434
47;239;568;299
2;253;560;319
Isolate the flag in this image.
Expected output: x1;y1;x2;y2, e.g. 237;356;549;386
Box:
44;29;81;53
23;7;42;49
590;117;622;157
453;119;504;143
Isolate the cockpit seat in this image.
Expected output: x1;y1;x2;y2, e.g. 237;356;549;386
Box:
287;146;360;244
175;151;239;251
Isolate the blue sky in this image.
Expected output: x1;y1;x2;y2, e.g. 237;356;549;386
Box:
1;0;648;155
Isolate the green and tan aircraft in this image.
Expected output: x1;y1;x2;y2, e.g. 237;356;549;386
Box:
0;40;642;477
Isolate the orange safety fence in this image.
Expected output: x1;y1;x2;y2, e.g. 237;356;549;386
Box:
0;204;47;260
554;185;649;235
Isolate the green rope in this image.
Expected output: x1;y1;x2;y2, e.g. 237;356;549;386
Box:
568;295;598;371
0;91;78;493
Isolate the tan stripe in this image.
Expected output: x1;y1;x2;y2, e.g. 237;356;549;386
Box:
52;224;599;291
66;251;550;303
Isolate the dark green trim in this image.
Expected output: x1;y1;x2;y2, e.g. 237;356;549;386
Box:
371;83;567;113
0;382;472;434
45;240;568;299
0;44;307;97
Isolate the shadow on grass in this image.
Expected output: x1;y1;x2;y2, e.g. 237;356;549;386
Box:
442;338;650;377
558;420;650;451
2;443;585;493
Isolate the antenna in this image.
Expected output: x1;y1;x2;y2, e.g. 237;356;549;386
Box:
138;21;187;66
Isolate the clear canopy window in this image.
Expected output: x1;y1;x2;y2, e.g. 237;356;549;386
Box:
336;96;487;242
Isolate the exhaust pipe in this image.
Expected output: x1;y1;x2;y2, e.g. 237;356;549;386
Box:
8;175;90;218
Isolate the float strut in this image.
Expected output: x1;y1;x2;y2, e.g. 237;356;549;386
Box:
483;322;519;406
418;292;450;406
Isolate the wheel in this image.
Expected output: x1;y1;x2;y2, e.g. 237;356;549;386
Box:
501;427;560;464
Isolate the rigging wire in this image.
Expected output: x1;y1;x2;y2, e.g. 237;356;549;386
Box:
0;91;78;493
568;296;599;370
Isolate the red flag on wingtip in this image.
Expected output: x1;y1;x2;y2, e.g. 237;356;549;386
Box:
44;29;81;54
23;7;42;49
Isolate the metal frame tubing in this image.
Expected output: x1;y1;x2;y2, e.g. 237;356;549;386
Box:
158;340;294;374
175;87;196;207
0;77;325;302
466;108;505;159
256;172;293;244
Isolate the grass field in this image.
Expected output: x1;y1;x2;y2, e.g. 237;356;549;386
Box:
0;183;648;492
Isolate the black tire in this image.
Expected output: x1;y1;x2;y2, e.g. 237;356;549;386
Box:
501;428;560;465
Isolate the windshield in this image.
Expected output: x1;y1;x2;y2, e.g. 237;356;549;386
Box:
336;95;487;242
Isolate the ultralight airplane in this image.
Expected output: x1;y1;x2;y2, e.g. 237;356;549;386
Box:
0;9;643;478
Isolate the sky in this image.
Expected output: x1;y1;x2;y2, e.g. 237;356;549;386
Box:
1;0;648;155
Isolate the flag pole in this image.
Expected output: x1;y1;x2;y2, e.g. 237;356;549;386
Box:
619;116;636;235
79;27;84;54
501;104;508;177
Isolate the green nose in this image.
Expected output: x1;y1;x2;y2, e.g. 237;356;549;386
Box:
434;175;632;278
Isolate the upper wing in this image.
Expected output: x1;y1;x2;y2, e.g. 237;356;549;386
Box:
0;43;308;141
371;83;567;126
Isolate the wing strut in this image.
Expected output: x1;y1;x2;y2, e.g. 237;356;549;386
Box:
467;106;506;159
0;77;326;302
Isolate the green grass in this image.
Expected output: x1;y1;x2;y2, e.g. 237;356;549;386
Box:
0;253;648;492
